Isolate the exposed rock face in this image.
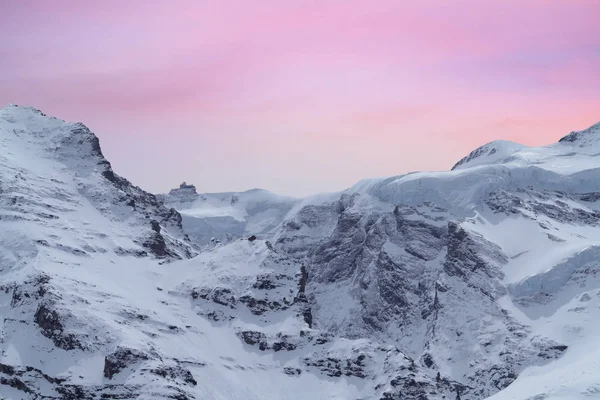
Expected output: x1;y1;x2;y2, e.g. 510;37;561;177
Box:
272;194;573;399
0;357;196;400
304;352;369;378
34;302;84;351
149;364;197;386
190;245;306;322
295;265;313;328
275;201;341;258
0;362;66;397
104;347;150;379
238;331;268;347
0;104;196;262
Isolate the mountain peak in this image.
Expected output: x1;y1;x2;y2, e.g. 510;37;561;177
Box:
451;140;526;171
558;120;600;146
2;103;46;114
0;105;196;260
1;104;106;169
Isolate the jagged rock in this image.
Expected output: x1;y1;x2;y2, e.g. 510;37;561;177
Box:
238;331;267;346
283;367;302;376
193;286;237;308
104;347;150;379
237;295;275;315
272;334;298;352
238;331;269;351
34;302;83;351
150;220;161;233
149;365;197;386
252;273;291;290
304;353;368;378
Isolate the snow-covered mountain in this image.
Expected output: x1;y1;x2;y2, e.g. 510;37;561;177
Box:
1;104;600;399
157;184;297;246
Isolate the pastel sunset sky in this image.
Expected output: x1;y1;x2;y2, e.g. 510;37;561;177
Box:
1;1;599;196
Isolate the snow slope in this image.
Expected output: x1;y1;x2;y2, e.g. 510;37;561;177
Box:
158;184;298;245
2;104;600;399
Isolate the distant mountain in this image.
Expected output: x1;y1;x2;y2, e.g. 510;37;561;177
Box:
157;183;298;245
2;104;600;399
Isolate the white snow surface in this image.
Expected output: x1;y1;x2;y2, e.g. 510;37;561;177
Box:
2;104;600;399
158;185;298;245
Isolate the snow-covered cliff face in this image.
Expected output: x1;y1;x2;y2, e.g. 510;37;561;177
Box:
269;120;600;400
0;105;198;399
1;104;600;399
0;105;196;261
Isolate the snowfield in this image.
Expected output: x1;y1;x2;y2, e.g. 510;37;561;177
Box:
158;184;298;246
1;104;600;399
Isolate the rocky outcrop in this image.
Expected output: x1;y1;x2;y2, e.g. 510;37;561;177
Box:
237;330;298;352
486;189;600;227
275;196;570;399
238;331;268;348
34;302;84;351
294;265;313;328
149;364;197;386
304;353;368;378
104;347;150;379
443;221;506;289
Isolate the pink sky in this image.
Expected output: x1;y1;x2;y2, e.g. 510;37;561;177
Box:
1;1;599;195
